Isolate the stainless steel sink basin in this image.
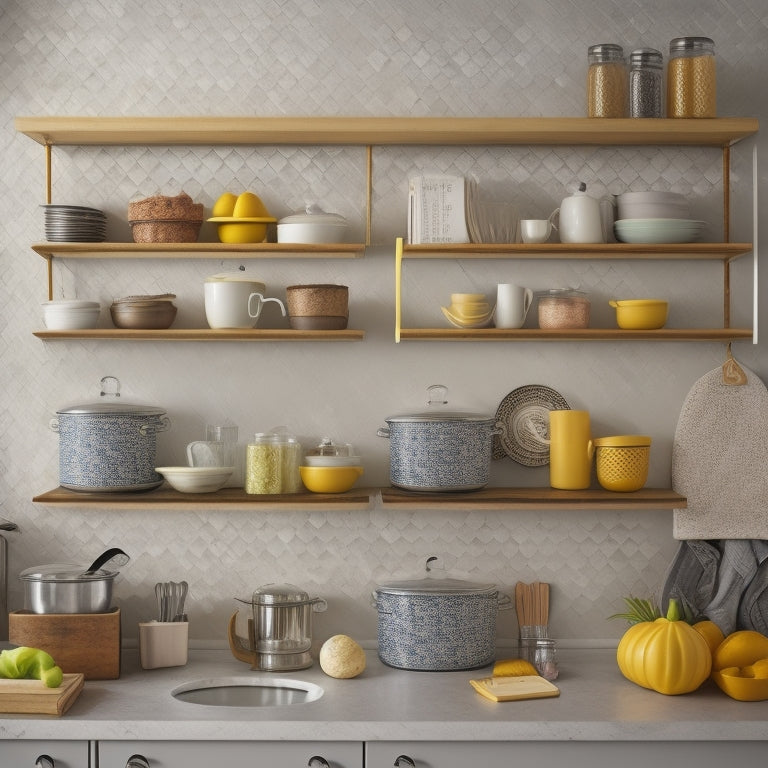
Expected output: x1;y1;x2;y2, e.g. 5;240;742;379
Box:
171;676;324;707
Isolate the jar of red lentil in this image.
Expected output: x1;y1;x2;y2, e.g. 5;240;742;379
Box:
667;36;716;118
587;44;627;118
537;289;590;329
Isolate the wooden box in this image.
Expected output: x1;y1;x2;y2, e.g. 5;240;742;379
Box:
9;607;121;679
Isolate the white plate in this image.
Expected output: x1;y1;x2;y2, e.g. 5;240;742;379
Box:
614;218;705;244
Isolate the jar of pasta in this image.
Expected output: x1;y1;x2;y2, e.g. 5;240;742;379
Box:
244;432;282;494
667;36;716;118
587;43;627;118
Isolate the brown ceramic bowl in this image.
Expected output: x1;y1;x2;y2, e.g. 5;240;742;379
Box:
110;300;177;330
288;315;348;331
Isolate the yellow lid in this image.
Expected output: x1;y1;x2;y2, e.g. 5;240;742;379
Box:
593;435;651;447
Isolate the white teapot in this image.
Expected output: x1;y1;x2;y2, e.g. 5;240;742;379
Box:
552;182;615;244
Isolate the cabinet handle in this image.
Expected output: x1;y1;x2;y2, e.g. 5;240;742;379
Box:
126;755;151;768
308;757;330;768
394;756;416;767
35;756;55;768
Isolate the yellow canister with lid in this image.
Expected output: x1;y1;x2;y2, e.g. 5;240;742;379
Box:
593;435;651;492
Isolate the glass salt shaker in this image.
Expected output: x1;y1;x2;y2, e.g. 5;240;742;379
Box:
629;48;663;118
587;43;628;118
533;638;559;681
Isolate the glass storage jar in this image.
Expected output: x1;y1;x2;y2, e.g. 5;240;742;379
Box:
244;432;282;494
667;36;716;118
629;48;663;118
537;289;590;329
587;44;627;118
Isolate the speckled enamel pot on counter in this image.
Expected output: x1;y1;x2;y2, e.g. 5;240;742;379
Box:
373;576;511;671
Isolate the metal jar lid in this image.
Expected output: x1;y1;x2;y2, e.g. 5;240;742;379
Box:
19;564;117;583
588;43;625;64
669;36;715;56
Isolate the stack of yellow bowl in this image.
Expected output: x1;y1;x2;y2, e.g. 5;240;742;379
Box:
207;191;277;243
441;293;494;328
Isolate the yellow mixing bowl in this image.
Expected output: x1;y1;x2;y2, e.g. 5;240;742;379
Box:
207;217;276;244
300;465;363;493
609;299;668;330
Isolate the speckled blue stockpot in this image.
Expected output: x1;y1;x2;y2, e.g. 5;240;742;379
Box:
374;577;507;671
52;398;170;492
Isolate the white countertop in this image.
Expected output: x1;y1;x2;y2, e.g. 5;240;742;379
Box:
1;649;767;742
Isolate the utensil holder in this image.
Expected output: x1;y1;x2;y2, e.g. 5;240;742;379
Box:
139;620;189;669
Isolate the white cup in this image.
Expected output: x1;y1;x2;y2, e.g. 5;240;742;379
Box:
495;283;533;329
204;276;286;329
520;219;554;244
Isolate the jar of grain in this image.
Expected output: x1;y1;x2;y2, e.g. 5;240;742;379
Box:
537;289;590;329
244;432;282;494
587;44;627;118
667;36;716;118
629;48;663;118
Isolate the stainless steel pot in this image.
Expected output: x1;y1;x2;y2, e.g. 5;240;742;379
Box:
20;563;117;614
373;561;512;671
50;376;170;492
377;385;498;492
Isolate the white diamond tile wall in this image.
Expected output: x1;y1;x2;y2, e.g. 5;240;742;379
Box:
1;0;767;647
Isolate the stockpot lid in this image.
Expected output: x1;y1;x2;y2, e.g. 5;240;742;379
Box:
376;575;497;597
385;384;495;424
20;564;118;583
56;376;165;417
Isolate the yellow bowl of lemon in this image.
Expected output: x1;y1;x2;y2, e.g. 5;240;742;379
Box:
208;191;277;243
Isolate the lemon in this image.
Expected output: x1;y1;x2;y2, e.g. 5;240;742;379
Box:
211;192;237;218
319;634;366;679
492;658;538;677
233;191;270;219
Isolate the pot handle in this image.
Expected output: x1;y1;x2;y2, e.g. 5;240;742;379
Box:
49;418;60;433
377;427;391;438
140;416;171;436
497;592;513;610
311;597;328;613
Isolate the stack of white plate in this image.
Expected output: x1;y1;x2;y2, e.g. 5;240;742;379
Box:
614;218;705;244
42;299;101;330
42;204;107;242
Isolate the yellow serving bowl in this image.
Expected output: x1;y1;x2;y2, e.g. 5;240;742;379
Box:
609;299;668;330
300;465;363;493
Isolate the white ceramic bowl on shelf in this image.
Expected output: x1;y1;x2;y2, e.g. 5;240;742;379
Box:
155;466;234;493
42;300;101;330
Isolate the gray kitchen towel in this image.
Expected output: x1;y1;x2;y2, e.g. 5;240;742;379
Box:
661;539;720;621
672;365;768;539
703;539;768;636
737;543;768;634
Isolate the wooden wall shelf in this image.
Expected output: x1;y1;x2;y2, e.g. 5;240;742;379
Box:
33;485;686;511
33;329;365;342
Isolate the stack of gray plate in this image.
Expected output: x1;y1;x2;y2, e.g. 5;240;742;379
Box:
42;204;107;242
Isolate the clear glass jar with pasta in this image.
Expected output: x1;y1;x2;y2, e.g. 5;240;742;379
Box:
587;43;627;118
667;36;716;118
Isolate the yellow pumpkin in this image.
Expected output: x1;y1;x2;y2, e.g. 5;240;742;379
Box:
616;598;712;695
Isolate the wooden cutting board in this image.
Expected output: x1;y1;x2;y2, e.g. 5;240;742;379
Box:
0;673;84;715
469;675;560;702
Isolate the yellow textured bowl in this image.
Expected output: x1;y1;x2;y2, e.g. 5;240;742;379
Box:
207;218;276;244
609;299;668;330
593;436;651;492
300;465;363;493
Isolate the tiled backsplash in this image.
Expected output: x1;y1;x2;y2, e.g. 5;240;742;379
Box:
1;0;766;648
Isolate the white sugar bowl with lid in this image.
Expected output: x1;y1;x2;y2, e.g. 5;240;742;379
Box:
277;204;349;244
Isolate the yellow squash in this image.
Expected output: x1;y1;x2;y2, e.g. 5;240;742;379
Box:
616;598;711;695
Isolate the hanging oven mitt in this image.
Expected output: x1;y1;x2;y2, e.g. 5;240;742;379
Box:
672;365;768;540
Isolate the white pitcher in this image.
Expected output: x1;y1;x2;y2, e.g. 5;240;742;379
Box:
551;182;615;244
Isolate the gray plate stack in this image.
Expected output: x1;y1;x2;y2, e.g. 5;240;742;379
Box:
42;204;107;242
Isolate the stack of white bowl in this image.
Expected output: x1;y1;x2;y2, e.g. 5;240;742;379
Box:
614;191;704;244
42;299;100;330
